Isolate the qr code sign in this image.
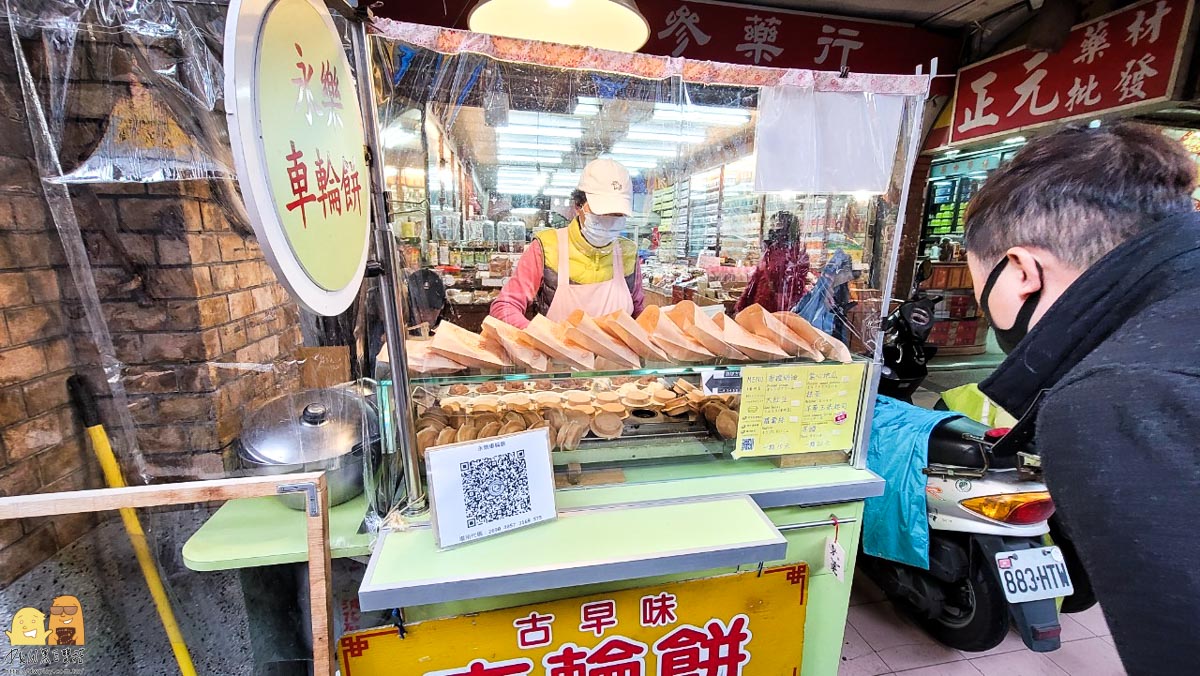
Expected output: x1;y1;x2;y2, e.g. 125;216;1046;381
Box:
460;450;532;528
741;437;755;451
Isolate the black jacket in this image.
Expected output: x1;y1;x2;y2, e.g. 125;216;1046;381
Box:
981;213;1200;674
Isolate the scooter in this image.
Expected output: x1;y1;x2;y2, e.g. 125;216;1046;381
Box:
863;282;1077;653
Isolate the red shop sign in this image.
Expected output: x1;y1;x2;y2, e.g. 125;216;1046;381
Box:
950;0;1196;144
374;0;958;77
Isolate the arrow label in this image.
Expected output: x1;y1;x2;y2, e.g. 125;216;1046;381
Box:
701;369;742;395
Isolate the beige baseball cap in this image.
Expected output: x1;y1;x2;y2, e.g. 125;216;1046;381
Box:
577;158;632;216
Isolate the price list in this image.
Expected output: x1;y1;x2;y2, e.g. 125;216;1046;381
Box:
732;363;867;459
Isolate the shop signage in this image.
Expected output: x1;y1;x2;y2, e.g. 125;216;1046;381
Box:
377;0;958;77
929;152;1004;179
338;566;809;675
950;0;1196;144
733;363;867;458
225;0;372;316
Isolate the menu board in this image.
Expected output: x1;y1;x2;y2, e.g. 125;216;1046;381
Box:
733;363;867;458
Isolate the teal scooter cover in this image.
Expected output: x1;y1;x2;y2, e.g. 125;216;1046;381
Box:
863;396;961;569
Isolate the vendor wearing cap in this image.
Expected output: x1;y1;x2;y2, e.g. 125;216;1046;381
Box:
491;158;645;327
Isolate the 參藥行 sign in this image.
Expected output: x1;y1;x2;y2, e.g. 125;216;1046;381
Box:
950;0;1196;144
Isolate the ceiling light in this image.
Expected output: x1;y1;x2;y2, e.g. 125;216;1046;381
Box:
578;97;600;106
941;149;961;158
381;126;416;149
610;144;679;158
600;154;656;169
496;154;563;164
469;0;650;52
496;125;583;139
542;187;574;197
625;130;705;144
651;103;750;126
1088;119;1102;128
506;111;582;128
497;139;574;152
1003;135;1026;145
573;103;600;116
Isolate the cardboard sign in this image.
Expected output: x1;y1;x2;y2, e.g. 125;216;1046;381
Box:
339;566;809;675
733;363;867;458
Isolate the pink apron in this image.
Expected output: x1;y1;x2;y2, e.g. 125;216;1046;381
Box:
545;227;635;322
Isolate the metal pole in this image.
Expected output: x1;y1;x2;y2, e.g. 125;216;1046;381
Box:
349;15;427;515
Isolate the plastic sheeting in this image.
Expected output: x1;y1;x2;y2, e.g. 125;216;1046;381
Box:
863;396;960;569
1;3;377;672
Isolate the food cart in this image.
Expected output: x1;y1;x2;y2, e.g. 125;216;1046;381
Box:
198;2;930;672
0;0;927;672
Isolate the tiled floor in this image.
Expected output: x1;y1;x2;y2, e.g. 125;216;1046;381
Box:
842;573;1126;676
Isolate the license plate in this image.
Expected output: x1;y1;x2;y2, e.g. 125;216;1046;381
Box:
994;547;1074;603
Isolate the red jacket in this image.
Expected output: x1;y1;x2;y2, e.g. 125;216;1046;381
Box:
734;243;810;314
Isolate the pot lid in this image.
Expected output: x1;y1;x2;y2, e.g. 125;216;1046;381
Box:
240;387;378;465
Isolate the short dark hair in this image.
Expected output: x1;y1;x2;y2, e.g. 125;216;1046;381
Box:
964;123;1196;269
571;189;587;209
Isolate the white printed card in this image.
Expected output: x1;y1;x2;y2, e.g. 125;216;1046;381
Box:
425;427;557;549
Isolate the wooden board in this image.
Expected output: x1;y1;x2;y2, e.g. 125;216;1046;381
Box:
771;450;851;468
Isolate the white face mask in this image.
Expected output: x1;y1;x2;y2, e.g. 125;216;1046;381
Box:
581;212;626;246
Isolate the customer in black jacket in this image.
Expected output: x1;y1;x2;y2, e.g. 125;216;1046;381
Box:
963;122;1200;674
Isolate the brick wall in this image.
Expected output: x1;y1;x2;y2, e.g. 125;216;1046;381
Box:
0;24;303;584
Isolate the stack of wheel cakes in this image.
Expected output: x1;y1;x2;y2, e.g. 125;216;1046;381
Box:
406;302;850;375
406;302;852;452
415;375;745;456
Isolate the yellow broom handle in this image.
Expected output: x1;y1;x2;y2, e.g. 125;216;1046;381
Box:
70;377;197;676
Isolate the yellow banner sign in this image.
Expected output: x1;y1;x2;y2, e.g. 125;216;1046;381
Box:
339;565;809;676
733;363;867;458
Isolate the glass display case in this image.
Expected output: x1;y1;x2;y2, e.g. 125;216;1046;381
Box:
369;27;927;514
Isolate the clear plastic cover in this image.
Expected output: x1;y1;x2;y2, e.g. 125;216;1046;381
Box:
371;20;927;490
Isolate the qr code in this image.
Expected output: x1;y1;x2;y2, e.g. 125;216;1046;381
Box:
460;450;532;528
740;438;755;451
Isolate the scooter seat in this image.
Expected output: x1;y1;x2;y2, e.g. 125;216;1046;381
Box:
927;417;991;468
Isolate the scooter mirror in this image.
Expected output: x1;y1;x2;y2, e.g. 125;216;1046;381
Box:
916;258;933;283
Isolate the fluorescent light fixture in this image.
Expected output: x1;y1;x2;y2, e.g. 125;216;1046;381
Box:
381;126;416;149
941;149;961;158
496;125;583;138
1003;135;1026;145
600;154;656;169
573;103;599;116
497;139;574;152
494;186;544;195
578;96;601;106
496;154;564;164
652;103;750;126
506;111;582;128
610;144;679;158
625;130;706;144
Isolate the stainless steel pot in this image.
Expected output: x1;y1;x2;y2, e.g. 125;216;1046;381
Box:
238;387;378;510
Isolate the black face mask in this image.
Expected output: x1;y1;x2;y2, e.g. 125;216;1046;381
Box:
980;257;1044;354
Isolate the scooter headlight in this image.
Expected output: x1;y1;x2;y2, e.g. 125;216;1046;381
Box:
960;491;1055;525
